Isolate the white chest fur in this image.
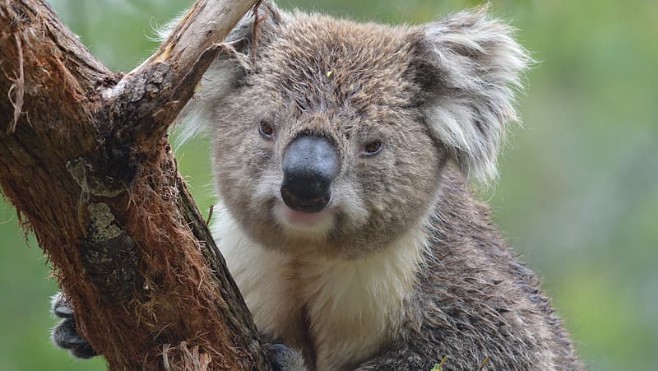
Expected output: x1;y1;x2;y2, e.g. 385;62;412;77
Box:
212;205;428;371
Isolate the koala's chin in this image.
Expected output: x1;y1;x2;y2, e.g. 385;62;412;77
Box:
273;201;337;239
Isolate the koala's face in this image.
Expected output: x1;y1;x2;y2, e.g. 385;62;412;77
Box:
199;7;528;258
209;17;445;258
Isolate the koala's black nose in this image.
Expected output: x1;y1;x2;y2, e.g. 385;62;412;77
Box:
281;135;339;213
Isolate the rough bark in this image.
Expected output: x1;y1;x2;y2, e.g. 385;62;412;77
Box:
0;0;268;369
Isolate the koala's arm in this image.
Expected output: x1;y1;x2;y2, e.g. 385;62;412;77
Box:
50;293;306;370
353;328;485;371
265;343;308;371
355;344;427;371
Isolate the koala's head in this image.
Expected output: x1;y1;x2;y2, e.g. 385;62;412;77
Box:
187;2;529;258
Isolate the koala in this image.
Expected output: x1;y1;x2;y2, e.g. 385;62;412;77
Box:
53;2;583;370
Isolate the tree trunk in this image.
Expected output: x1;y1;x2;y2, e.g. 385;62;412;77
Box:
0;0;268;369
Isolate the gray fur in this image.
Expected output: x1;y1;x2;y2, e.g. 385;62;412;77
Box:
419;7;531;182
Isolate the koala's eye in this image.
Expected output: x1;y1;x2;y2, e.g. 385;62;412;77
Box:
259;120;274;139
362;140;383;157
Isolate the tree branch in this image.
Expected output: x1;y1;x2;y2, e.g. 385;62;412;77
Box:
0;0;265;369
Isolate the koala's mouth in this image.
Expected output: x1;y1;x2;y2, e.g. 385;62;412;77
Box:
273;202;336;235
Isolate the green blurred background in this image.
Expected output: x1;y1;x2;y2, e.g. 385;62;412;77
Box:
1;0;656;369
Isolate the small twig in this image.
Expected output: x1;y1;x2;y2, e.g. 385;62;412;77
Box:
250;0;264;65
205;204;215;226
161;344;171;370
477;356;491;371
7;33;24;134
432;355;449;370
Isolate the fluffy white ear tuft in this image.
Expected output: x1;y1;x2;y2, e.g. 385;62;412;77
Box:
167;2;285;145
416;8;531;182
172;54;250;146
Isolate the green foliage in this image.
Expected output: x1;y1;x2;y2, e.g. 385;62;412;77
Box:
1;0;655;369
431;355;449;371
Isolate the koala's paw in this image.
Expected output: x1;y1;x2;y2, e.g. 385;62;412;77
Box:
265;343;307;371
50;292;98;359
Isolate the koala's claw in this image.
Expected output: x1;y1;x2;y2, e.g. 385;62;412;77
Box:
51;292;98;359
265;343;307;371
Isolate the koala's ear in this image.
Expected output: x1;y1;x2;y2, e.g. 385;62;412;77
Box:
413;8;530;182
222;1;285;58
173;2;285;142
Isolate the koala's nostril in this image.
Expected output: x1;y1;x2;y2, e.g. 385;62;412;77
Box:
281;135;338;213
281;186;331;213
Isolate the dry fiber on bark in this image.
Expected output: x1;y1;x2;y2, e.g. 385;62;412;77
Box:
0;0;270;369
